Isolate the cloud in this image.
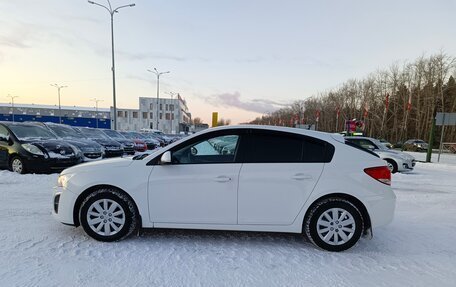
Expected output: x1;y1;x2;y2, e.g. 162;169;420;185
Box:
205;92;285;114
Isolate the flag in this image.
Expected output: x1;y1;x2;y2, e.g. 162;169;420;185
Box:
406;93;412;111
315;110;321;122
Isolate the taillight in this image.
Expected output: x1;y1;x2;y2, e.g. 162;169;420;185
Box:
364;166;391;185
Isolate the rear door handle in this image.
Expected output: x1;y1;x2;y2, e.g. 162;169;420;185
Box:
214;175;232;182
292;173;313;180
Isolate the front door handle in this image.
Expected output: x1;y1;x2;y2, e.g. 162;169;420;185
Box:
214;175;232;182
292;173;313;180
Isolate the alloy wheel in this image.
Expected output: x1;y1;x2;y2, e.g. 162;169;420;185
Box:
316;208;356;246
11;158;23;174
86;199;126;236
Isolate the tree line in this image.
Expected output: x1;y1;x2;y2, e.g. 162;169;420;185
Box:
248;52;456;145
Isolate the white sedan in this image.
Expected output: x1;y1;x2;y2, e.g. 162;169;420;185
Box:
52;125;395;252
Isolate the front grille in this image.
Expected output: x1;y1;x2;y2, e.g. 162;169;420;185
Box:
54;194;61;214
84;152;102;159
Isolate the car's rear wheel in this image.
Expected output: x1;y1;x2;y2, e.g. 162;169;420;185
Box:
10;156;26;174
385;159;398;173
304;198;363;252
79;188;138;242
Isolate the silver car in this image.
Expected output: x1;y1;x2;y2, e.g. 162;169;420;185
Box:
345;136;415;173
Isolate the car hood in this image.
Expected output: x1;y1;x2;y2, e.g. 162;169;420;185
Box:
23;139;77;158
377;149;415;160
61;157;133;175
114;139;135;147
90;138;122;148
61;139;103;152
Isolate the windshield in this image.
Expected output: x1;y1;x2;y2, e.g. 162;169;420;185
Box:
79;128;109;139
103;129;125;139
10;125;57;140
371;139;389;150
415;140;426;143
48;124;80;138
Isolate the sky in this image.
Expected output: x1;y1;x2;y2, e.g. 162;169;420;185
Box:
1;0;456;124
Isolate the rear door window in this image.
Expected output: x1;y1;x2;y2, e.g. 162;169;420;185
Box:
244;132;303;163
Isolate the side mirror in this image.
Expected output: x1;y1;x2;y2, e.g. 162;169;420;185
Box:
0;135;10;143
160;151;172;164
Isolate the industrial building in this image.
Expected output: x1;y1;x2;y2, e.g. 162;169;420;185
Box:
0;103;110;128
114;95;192;133
0;94;193;133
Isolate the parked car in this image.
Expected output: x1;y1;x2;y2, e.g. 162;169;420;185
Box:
28;122;105;161
345;136;415;173
53;125;395;252
378;138;393;149
0;122;83;174
141;129;173;144
73;127;124;157
99;129;140;155
140;132;167;147
402;139;429;152
120;131;160;150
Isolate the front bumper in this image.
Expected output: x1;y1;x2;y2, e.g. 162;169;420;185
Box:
25;156;82;173
52;186;78;226
104;149;124;157
398;158;415;172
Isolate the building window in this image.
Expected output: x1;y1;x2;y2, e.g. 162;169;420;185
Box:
133;111;138;118
142;112;148;119
149;103;153;110
124;111;128;117
170;104;174;111
160;104;162;110
165;113;170;120
150;112;153;119
160;113;162;119
117;111;123;117
171;114;174;120
166;104;169;111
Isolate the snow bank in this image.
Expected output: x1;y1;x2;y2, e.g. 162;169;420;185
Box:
0;163;455;286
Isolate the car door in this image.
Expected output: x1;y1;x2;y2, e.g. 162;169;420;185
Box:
148;130;245;224
238;130;328;225
0;125;11;168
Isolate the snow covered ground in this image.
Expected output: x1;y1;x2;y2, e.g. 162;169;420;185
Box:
1;161;456;286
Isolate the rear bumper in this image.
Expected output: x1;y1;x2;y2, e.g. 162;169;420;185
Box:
364;191;396;228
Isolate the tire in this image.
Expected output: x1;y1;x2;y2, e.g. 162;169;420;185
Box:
385;159;398;174
79;188;139;242
304;198;364;252
10;156;26;174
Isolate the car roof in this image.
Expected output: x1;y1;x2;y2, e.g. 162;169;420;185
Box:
193;125;340;143
344;136;377;141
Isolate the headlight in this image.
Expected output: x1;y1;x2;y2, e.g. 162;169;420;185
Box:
22;144;45;156
69;145;83;157
57;174;74;188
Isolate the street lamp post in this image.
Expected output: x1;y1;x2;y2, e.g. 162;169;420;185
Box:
88;0;135;130
147;68;170;131
7;94;18;122
50;84;67;124
91;98;104;128
166;91;178;134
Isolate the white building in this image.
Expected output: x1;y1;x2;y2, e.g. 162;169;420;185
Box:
114;95;192;133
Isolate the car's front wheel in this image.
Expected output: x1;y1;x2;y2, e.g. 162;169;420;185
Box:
10;156;26;174
79;188;139;242
304;198;363;252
